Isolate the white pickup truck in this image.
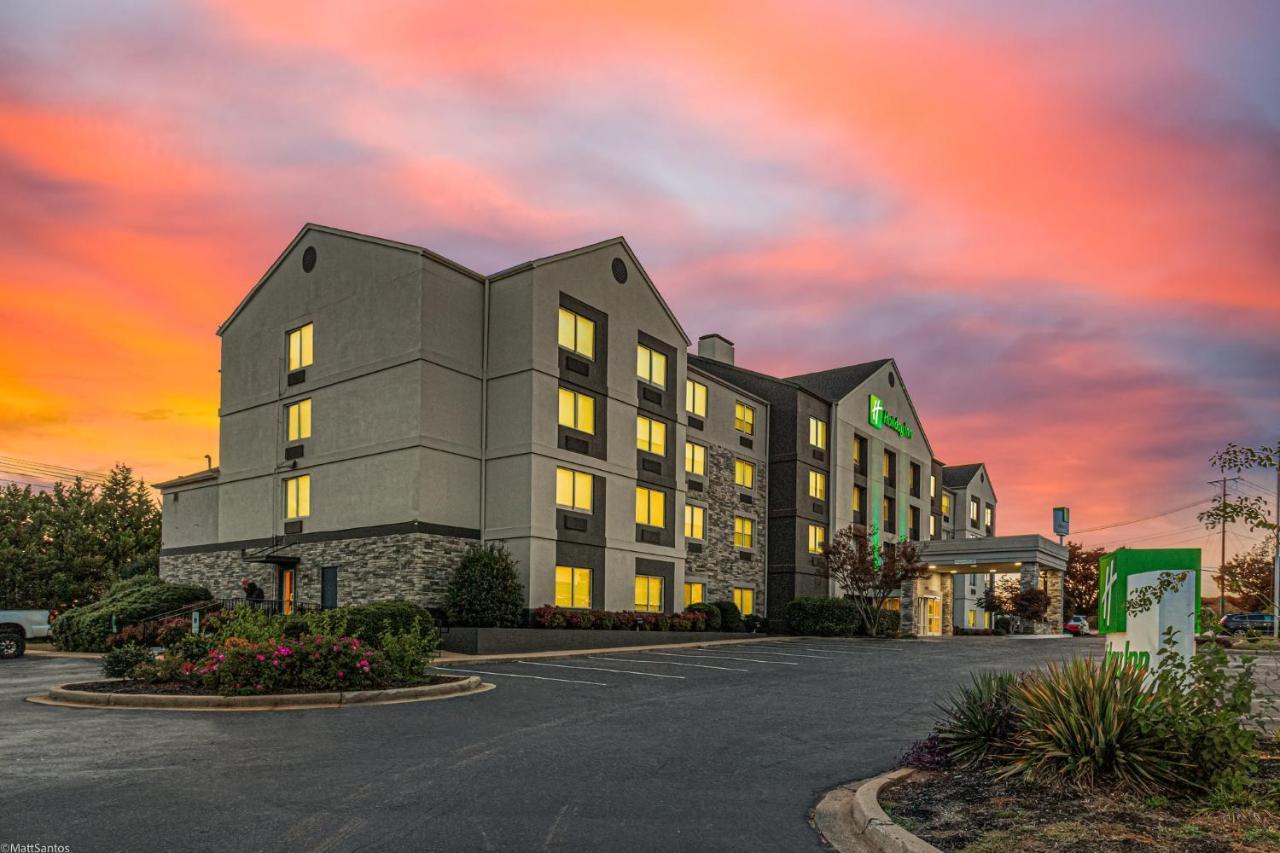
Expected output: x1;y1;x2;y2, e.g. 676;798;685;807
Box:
0;610;51;658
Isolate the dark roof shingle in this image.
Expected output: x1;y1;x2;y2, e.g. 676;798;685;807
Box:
785;359;891;402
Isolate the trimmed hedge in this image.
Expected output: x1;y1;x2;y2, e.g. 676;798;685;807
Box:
52;575;211;652
445;543;525;627
343;600;434;641
712;600;743;632
529;607;709;631
785;597;859;636
686;602;722;631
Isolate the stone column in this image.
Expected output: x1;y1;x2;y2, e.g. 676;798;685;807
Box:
941;573;954;636
1044;569;1064;633
898;577;917;637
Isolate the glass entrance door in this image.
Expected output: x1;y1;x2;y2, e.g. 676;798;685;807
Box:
926;599;942;635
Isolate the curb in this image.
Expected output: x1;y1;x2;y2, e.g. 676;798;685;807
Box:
435;634;791;665
24;649;104;660
31;675;487;711
813;768;939;853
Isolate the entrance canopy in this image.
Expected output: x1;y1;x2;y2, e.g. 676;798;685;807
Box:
919;534;1066;575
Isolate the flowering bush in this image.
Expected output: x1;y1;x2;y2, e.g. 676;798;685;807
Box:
529;607;709;631
106;614;198;649
192;635;386;695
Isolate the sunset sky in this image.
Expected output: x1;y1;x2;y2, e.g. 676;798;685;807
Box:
1;1;1277;561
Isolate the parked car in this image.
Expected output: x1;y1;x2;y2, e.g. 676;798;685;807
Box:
0;609;51;658
1220;612;1277;635
1064;614;1091;636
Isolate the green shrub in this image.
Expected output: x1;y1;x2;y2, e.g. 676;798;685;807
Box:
446;543;525;627
52;575;211;652
994;615;1012;634
743;614;767;633
712;600;743;632
936;672;1019;767
686;602;721;631
101;642;153;678
1000;657;1185;793
786;597;859;636
165;631;213;664
207;604;279;643
344;601;432;641
872;609;901;638
377;618;439;684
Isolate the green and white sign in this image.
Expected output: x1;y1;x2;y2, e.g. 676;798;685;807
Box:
868;394;913;439
1098;548;1200;672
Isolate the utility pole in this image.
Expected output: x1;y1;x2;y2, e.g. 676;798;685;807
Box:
1208;475;1240;618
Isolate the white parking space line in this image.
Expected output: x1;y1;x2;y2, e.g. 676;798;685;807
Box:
588;656;749;672
650;652;799;665
517;661;685;679
431;666;607;686
694;647;830;659
773;642;908;653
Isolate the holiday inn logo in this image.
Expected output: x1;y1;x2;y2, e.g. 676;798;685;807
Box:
868;394;913;439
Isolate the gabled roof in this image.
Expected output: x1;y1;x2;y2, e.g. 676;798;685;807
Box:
786;359;891;402
218;223;485;335
687;361;770;407
489;235;690;346
942;463;985;490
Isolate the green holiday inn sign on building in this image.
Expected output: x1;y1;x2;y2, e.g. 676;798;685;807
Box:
868;394;913;439
1098;548;1200;672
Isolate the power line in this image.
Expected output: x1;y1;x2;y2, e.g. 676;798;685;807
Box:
0;455;110;484
1071;497;1212;535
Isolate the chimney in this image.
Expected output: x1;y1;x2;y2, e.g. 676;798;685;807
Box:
697;333;735;365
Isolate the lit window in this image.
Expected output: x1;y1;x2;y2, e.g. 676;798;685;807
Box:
286;399;311;441
809;470;826;500
852;485;863;514
684;504;705;540
636;344;667;388
967;610;976;628
734;402;755;435
683;581;704;607
285;474;310;519
686;379;707;417
287;323;313;370
734;516;754;548
984;611;991;628
853;435;864;468
555;565;593;608
555;467;593;512
558;388;595;434
685;441;705;476
883;449;894;479
808;524;825;554
636;486;665;527
735;459;755;489
930;474;936;498
970;497;980;523
557;307;595;359
941;494;952;516
636;415;667;455
985;506;993;527
929;515;936;536
809;417;827;449
733;587;754;616
635;575;663;612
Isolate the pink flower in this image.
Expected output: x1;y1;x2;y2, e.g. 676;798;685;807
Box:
352;638;360;649
255;654;265;661
337;671;344;678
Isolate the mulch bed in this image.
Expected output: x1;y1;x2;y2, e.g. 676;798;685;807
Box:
880;758;1280;853
62;675;460;696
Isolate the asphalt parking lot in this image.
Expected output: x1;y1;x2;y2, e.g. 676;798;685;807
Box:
1;636;1103;852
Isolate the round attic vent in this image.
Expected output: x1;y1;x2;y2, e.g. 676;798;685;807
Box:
887;372;896;387
611;257;628;284
302;246;317;273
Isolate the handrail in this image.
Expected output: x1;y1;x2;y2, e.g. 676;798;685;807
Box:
139;599;219;625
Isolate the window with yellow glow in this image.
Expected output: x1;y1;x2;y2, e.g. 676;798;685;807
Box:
808;524;825;554
558;388;595;434
555;467;593;512
734;402;755;435
984;611;991;628
685;441;705;476
809;470;826;500
636;415;666;455
852;485;864;514
285;474;310;519
686;379;707;417
635;486;665;527
808;417;827;449
555;565;592;608
635;575;663;612
684;503;705;540
970;497;980;523
967;609;976;628
930;474;936;498
557;307;595;359
883;449;894;479
929;515;936;536
636;344;667;388
683;581;704;607
941;494;952;516
985;506;993;528
734;459;754;489
287;399;311;441
287;323;313;371
853;435;864;468
733;516;754;548
733;587;754;616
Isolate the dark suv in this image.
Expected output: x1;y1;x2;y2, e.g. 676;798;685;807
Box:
1220;612;1276;635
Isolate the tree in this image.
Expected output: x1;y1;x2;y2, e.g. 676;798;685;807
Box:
1199;443;1277;537
0;464;159;611
979;576;1021;617
1062;541;1107;619
1012;588;1051;622
445;543;525;627
824;526;929;637
1219;540;1278;613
